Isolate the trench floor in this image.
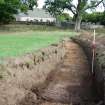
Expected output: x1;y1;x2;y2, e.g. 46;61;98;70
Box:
19;41;97;105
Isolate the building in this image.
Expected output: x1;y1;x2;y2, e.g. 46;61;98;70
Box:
15;8;56;22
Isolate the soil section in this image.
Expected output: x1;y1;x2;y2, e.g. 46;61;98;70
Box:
72;34;105;104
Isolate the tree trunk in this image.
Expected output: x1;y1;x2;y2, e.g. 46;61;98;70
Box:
75;14;82;32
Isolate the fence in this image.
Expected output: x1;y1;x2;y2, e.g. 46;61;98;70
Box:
56;21;104;29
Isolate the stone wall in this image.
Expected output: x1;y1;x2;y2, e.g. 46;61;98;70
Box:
0;41;65;105
72;35;105;103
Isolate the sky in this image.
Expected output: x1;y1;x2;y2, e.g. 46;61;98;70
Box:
37;0;45;8
37;0;104;17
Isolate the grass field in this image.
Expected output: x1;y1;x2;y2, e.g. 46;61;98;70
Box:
0;31;75;58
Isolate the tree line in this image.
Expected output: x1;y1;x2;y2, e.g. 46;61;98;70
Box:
82;12;105;25
44;0;104;31
0;0;105;31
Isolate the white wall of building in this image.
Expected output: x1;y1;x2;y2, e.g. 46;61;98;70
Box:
17;17;56;22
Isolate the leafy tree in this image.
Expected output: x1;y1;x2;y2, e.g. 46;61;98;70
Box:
57;13;72;22
44;0;104;31
82;12;105;25
0;0;37;24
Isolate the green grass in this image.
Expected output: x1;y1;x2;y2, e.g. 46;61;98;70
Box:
95;28;105;35
0;31;75;58
85;28;105;35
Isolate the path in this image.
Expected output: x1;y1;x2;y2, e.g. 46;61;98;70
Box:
39;41;94;105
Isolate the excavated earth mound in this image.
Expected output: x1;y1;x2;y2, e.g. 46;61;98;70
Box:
0;41;65;105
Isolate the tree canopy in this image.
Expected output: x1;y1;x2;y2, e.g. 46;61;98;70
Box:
57;13;72;22
44;0;104;31
82;12;105;25
0;0;37;24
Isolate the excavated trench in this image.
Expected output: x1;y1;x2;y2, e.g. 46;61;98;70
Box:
17;40;101;105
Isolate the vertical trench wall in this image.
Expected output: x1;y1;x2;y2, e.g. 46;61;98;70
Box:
72;35;105;103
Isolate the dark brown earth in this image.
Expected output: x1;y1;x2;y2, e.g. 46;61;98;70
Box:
18;41;98;105
72;34;105;104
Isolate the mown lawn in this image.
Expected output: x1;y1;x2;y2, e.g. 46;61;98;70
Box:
0;31;75;58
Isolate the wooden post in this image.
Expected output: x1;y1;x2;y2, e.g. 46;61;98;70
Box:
92;29;96;74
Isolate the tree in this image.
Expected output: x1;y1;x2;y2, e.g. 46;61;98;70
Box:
102;0;105;12
0;0;37;24
82;12;105;25
57;13;72;22
44;0;104;31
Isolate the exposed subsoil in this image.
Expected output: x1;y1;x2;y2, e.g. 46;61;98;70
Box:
18;41;99;105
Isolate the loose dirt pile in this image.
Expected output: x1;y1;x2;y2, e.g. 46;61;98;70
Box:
0;42;65;105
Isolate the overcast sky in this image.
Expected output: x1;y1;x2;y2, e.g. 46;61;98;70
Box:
38;0;45;8
37;0;104;17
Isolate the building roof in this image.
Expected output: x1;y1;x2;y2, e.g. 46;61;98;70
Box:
17;8;54;18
